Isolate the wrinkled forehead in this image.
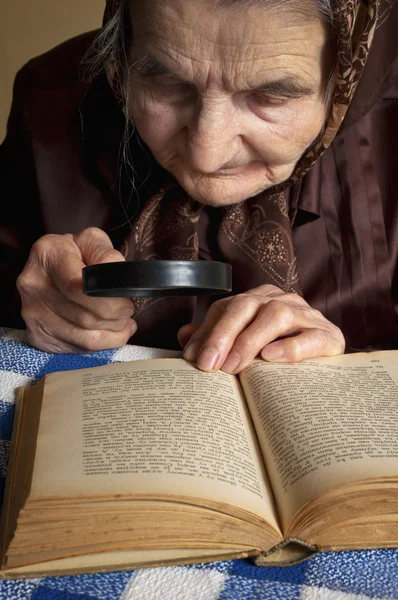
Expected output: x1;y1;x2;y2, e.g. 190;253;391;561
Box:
129;0;328;63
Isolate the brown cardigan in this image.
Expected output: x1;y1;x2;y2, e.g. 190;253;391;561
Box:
1;5;398;350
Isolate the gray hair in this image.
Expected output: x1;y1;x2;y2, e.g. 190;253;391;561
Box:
83;1;131;92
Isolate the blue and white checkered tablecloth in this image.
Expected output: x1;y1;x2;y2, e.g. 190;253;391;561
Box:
0;327;397;600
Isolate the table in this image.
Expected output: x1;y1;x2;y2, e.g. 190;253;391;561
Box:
0;327;397;600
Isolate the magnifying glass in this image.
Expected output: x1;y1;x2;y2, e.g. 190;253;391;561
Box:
82;260;232;297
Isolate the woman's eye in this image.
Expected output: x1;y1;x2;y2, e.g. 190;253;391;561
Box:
250;92;289;107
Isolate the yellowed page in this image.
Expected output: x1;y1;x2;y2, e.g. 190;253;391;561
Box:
29;359;280;530
240;351;398;531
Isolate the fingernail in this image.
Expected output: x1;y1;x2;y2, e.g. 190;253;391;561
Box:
183;341;201;362
261;346;284;361
221;352;241;373
197;346;219;371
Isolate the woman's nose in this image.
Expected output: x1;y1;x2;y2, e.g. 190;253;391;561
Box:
186;98;240;173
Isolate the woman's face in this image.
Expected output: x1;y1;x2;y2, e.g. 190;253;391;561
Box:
126;0;331;207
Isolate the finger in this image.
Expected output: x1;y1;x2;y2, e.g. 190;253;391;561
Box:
220;298;343;373
182;301;226;365
42;286;136;332
193;294;308;372
46;233;134;319
18;254;135;334
218;300;312;373
177;323;200;348
184;295;262;371
72;227;126;266
25;306;137;354
261;327;345;363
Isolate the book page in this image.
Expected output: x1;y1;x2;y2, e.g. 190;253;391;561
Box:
240;351;398;531
29;359;280;530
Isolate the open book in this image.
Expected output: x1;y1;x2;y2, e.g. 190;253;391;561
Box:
1;351;398;578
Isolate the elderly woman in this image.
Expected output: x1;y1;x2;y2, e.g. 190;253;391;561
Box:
1;0;397;372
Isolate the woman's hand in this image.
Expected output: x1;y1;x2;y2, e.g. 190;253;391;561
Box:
178;284;345;373
17;228;136;353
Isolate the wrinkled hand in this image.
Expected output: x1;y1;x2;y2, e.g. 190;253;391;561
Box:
178;284;345;373
17;228;136;353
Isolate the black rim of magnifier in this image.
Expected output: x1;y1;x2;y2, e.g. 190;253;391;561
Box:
83;260;232;297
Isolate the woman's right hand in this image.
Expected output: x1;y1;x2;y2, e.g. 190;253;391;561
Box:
17;227;136;353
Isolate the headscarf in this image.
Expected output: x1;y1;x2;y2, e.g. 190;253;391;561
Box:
99;0;381;347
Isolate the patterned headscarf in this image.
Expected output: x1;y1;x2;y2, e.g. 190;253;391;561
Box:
99;0;382;347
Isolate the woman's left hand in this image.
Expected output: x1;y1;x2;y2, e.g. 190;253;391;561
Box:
178;284;345;373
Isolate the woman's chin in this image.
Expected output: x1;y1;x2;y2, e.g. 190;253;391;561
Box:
176;174;274;207
172;164;292;207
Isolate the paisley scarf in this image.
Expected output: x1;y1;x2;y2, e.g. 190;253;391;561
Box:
101;0;381;348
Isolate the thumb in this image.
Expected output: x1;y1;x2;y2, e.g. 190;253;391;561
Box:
73;227;126;266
